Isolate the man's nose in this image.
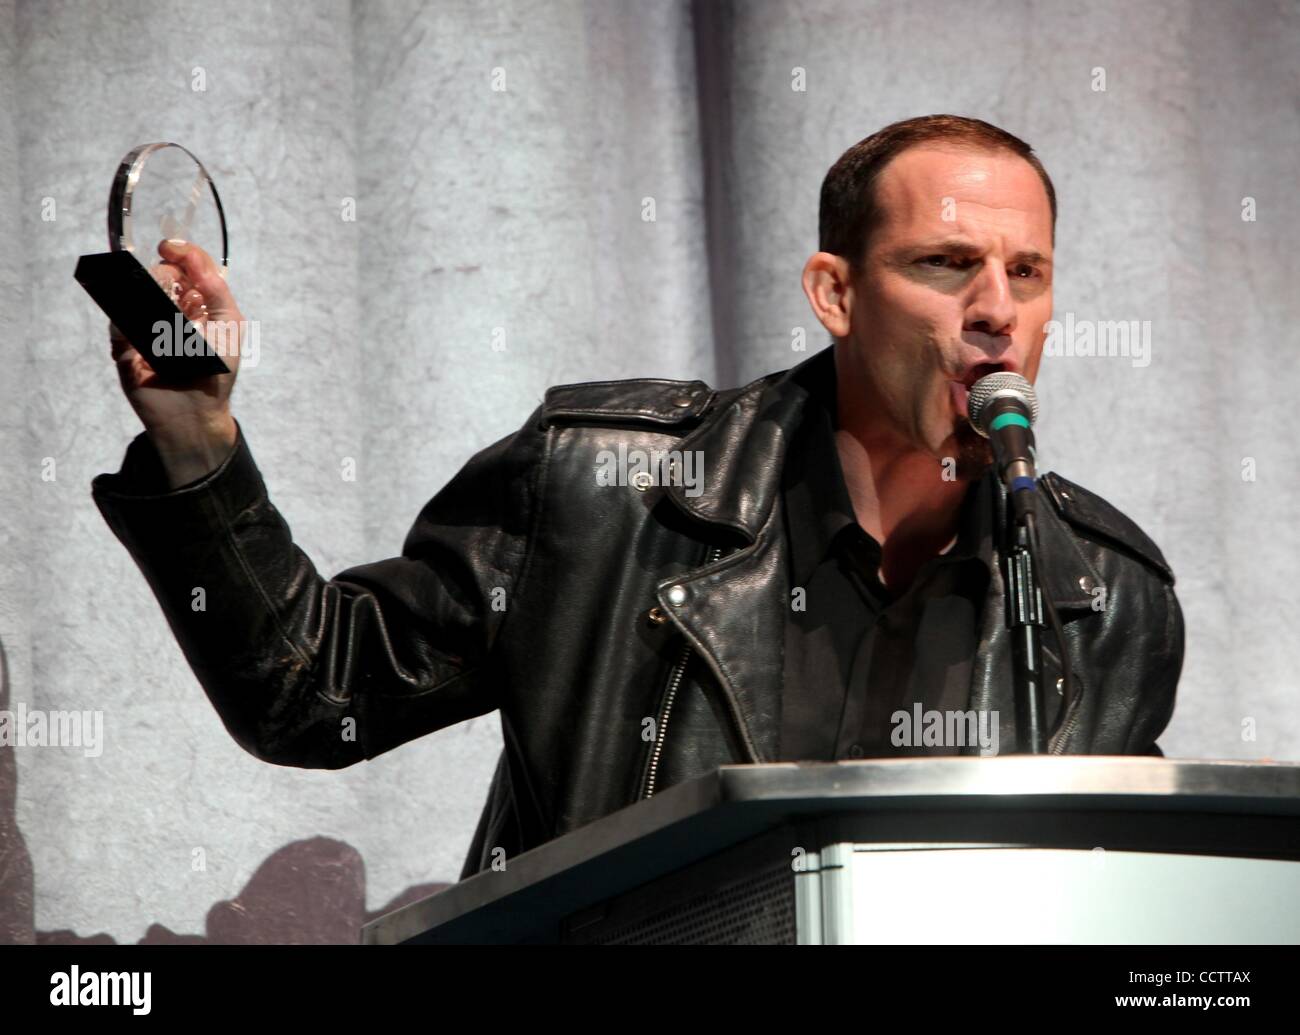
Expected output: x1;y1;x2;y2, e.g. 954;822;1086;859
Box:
964;261;1017;338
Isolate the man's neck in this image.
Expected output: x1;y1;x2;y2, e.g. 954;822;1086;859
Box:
832;358;971;592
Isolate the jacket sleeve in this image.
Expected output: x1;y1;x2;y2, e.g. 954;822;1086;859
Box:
1126;579;1185;757
91;413;543;768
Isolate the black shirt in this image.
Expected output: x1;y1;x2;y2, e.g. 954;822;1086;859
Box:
779;352;996;761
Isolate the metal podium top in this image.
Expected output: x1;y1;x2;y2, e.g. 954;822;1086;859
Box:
362;756;1300;944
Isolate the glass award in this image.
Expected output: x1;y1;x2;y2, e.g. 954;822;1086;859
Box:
74;142;232;379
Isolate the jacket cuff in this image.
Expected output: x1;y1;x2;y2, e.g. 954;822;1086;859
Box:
91;419;267;551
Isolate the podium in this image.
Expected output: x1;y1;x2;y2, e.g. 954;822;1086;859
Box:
361;758;1300;944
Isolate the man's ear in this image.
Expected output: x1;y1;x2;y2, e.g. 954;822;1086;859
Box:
801;251;854;339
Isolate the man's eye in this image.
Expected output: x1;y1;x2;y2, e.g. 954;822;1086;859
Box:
921;254;959;267
1012;264;1039;278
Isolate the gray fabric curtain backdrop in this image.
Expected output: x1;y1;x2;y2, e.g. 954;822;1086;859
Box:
1;0;1296;943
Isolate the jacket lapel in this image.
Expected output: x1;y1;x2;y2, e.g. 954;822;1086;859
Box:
970;475;1104;725
654;354;819;763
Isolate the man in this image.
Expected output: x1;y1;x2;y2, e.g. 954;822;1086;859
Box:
94;115;1183;879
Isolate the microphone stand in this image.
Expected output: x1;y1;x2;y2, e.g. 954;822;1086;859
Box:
973;373;1060;755
1006;511;1047;753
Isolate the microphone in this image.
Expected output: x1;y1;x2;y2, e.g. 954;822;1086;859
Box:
968;371;1040;521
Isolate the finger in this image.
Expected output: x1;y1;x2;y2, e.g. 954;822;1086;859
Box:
109;321;130;359
148;261;191;303
115;349;146;394
179;288;207;320
113;334;147;373
157;240;233;310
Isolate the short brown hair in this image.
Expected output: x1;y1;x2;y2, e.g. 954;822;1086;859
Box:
818;114;1057;272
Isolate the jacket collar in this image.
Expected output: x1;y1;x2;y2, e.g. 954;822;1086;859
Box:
664;344;1100;610
662;346;826;541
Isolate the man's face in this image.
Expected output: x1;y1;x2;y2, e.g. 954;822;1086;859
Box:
836;145;1054;476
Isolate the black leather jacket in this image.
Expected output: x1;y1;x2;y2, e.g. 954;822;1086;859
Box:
92;347;1184;880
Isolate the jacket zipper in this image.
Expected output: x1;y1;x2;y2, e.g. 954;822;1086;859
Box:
1048;668;1083;754
1048;699;1082;754
640;544;724;799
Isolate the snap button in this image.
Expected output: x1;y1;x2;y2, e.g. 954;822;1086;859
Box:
1078;575;1095;593
631;471;654;491
1055;677;1064;696
666;584;688;606
846;743;865;759
672;395;693;408
647;606;668;625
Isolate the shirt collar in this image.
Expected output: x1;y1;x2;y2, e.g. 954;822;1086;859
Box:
782;346;996;587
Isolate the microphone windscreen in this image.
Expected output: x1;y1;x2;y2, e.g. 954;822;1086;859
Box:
968;371;1039;437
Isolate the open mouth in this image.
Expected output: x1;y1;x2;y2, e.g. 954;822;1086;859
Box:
950;363;1007;420
959;362;1006;388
